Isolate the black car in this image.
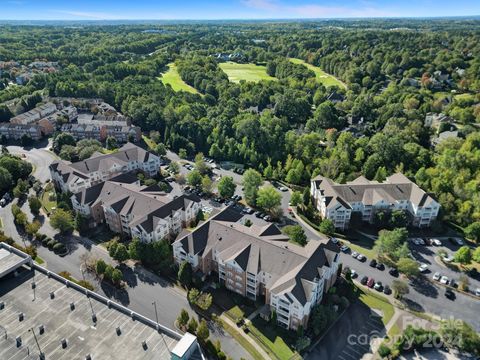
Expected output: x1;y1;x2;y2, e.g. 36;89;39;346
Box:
376;263;385;271
369;259;377;267
445;289;455;300
360;276;368;285
389;268;399;277
254;211;262;218
383;285;392;295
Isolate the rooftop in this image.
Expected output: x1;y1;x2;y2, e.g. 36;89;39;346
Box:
0;267;180;360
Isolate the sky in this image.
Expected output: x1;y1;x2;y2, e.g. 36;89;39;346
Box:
0;0;479;20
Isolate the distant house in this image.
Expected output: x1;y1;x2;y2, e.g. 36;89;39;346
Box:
173;207;340;330
424;112;452;128
433;130;459;146
327;91;345;103
10;102;57;125
60;123;141;143
77;114;131;127
15;73;32;85
311;173;440;230
0;123;42;141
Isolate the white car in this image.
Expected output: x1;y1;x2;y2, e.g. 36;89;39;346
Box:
454;238;464;246
340;245;349;253
475;288;480;297
440;276;449;285
442;255;454;263
357;254;366;261
330;237;339;244
350;269;358;278
351;251;359;258
433;272;441;281
431;238;442;246
419;264;429;273
413;238;425;245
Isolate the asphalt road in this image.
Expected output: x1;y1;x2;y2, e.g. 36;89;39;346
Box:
6;140;57;183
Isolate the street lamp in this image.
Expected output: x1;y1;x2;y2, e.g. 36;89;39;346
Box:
28;328;44;360
152;301;169;351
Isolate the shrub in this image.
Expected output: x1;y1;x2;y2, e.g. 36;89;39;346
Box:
47;239;57;249
378;344;391;358
77;280;94;291
41;237;50;246
53;243;66;253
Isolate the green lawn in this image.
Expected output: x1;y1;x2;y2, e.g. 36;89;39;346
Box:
248;317;297;360
159;63;198;94
220;320;265;360
41;185;57;214
289;58;347;89
358;288;394;326
219;62;276;83
142;135;157;151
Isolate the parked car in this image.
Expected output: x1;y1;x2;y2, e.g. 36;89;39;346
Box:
360;276;368;285
389;268;399;277
440;276;449;285
454;238;464;246
340;245;349;253
442;255;454;263
374;282;383;291
279;186;288;192
350;269;358;279
475;288;480;297
433;272;441;281
351;251;359;258
419;264;429;273
367;278;375;288
330;237;339;244
244;207;254;214
431;238;442;246
369;259;377;267
376;263;385;271
263;215;272;222
445;289;455;300
357;254;366;262
383;285;392;295
254;211;262;218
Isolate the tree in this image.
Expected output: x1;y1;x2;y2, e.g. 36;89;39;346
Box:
113;244;129;263
201;176;213;193
397;257;420;278
302;187;311;206
169;161;180;174
154;143;166;156
187;170;202;187
373;228;409;262
0;167;12;192
309;305;335;336
283;225;307;246
256;185;281;214
454;246;472;265
50;208;74;233
290;191;302;206
106;136;118;150
111;268;123;284
440;319;480;355
194;153;208;174
13;179;29;198
178;261;193;288
465;222;480;242
458;274;470;291
391;280;409;299
96;259;107;275
473;247;480;263
187;317;198;333
242;169;263;206
128;238;142;260
306;101;342;131
217;176;236;198
104;265;114;280
179;148;187;159
28;196;42;215
25;220;41;236
196;319;210;342
319;219;335;236
390;210;408;228
177;309;189;328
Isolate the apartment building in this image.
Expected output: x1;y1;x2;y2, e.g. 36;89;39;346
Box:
0;123;42;141
10;102;57;125
50;142;161;193
71;175;201;242
60;123;141;143
77;114;131;127
173;208;340;330
310;173;440;230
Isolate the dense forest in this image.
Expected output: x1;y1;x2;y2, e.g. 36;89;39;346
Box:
1;19;480;227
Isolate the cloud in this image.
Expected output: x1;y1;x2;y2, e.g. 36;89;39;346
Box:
50;10;120;20
241;0;395;18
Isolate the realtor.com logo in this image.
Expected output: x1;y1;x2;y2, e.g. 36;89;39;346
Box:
346;315;463;349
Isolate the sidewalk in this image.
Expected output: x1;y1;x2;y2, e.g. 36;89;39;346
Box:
219;313;272;360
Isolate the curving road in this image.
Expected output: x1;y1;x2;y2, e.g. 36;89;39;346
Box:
7;140;57;183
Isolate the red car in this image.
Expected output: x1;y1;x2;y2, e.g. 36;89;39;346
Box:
367;278;375;288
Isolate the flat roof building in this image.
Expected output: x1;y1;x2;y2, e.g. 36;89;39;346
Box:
0;243;202;360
